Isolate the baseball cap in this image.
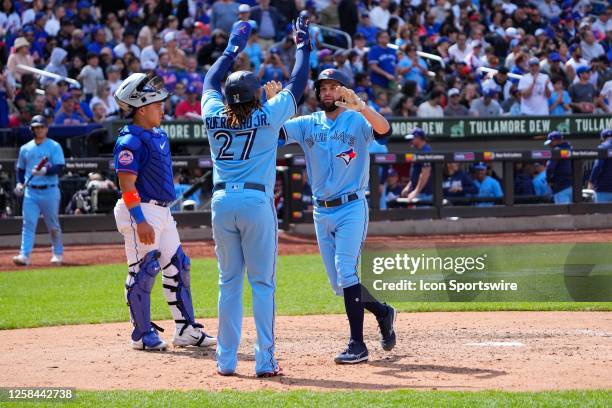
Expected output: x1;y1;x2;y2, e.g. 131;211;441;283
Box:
404;127;426;140
30;115;47;128
471;40;482;48
600;129;612;140
505;27;520;38
437;36;449;45
164;32;175;44
549;52;561;62
544;131;564;145
569;44;580;54
535;28;545;36
61;93;73;102
483;88;498;97
186;84;198;94
576;65;591;75
498;66;509;74
472;162;487;171
509;38;520;48
142;60;156;70
448;88;460;97
238;4;250;13
528;57;540;66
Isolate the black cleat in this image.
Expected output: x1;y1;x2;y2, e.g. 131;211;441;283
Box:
377;304;397;351
334;340;369;364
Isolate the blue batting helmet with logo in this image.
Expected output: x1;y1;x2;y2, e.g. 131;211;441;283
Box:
601;129;612;141
314;68;350;100
224;70;261;105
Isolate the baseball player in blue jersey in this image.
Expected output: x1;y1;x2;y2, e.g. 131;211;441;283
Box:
472;162;503;206
545;131;573;204
279;69;397;364
201;19;310;377
12;115;65;266
113;73;215;351
589;129;612;203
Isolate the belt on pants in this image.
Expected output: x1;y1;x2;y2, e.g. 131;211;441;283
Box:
316;193;359;208
214;182;266;193
146;200;171;207
28;184;57;190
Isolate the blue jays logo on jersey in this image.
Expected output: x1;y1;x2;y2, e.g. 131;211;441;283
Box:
336;148;356;166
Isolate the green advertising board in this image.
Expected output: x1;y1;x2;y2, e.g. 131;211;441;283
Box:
108;114;611;143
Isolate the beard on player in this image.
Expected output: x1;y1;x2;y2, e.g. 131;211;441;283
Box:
319;99;339;112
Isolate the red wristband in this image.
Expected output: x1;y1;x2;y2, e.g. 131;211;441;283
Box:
122;190;141;206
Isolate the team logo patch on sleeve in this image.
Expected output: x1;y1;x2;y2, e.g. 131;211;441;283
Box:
336;148;356;166
118;150;134;165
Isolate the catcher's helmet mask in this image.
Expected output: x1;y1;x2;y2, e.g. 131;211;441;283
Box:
115;73;170;117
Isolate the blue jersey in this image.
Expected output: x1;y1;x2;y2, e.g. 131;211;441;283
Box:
475;176;503;198
282;110;374;201
410;144;433;195
367;45;397;88
113;125;176;203
201;89;296;195
589;139;612;193
533;171;552;196
17;138;65;186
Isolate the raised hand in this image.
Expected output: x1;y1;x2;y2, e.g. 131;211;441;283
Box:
293;14;310;50
334;86;366;112
263;81;283;100
224;21;252;58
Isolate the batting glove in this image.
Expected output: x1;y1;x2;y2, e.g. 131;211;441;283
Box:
224;21;251;58
14;183;24;197
31;164;49;176
293;14;310;50
334;86;366;112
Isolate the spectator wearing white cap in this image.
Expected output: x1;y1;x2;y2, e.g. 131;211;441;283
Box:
232;4;257;32
518;57;552;115
444;88;469;117
164;31;187;70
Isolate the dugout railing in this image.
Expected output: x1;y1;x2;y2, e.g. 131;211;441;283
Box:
1;150;612;235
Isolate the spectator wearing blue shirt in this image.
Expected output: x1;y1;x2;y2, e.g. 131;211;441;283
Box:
397;44;428;91
401;128;433;202
86;26;109;55
258;48;289;85
54;94;87;125
472;163;503;206
356;12;378;46
588;129;612;203
548;77;572;115
545;131;573;204
368;31;398;97
533;162;552;198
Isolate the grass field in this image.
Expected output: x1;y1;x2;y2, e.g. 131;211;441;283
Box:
1;244;610;406
3;389;612;407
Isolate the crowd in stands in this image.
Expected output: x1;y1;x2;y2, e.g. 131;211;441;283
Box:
1;0;611;129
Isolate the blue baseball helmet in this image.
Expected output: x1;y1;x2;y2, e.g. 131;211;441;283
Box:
30;115;47;128
314;68;350;100
544;130;564;146
601;129;612;141
224;70;261;105
404;127;426;140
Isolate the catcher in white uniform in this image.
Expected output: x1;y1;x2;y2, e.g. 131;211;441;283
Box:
113;73;215;350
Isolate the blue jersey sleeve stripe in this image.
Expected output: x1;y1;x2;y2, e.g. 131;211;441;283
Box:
282;89;297;116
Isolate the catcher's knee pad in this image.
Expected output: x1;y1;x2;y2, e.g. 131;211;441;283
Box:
126;250;161;340
162;246;197;331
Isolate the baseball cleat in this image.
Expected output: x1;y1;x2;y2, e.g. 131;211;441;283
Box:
172;324;216;347
256;365;283;378
377;304;397;351
12;254;30;266
50;254;63;265
132;329;168;351
334;340;369;364
217;368;235;376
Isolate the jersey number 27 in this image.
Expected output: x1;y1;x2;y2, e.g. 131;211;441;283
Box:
215;129;257;160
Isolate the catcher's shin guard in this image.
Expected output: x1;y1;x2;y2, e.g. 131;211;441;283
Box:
125;250;162;341
162;246;198;333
